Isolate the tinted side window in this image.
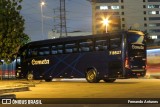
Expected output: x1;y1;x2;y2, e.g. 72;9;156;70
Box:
95;40;108;51
21;49;28;59
16;56;21;66
110;38;121;49
79;40;93;52
65;43;77;54
51;45;64;55
28;48;38;57
51;46;57;55
57;45;63;54
39;47;50;56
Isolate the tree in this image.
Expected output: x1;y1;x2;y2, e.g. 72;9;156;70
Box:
0;0;30;63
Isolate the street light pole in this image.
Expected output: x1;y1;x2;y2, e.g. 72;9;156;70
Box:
41;1;45;39
103;18;109;33
105;24;108;33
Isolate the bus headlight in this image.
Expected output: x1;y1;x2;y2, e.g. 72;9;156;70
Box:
16;73;19;77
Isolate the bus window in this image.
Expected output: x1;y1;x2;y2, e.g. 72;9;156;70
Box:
51;46;57;55
29;48;38;57
39;47;50;56
79;40;93;52
110;38;121;49
57;45;63;54
95;40;108;51
27;49;31;57
21;49;27;59
16;56;21;66
65;43;77;53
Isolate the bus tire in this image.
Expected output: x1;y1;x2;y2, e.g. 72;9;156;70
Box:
103;79;116;83
45;79;52;82
27;73;34;81
86;68;100;83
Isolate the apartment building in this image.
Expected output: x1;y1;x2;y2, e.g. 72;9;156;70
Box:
89;0;160;41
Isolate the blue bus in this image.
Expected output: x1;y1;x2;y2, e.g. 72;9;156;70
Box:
16;30;147;83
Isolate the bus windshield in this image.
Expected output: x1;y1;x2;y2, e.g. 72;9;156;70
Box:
127;33;145;44
127;32;146;56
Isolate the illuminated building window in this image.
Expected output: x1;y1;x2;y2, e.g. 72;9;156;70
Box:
111;6;120;10
148;5;160;8
149;23;160;27
152;11;160;14
150;35;157;39
98;6;120;10
149;24;156;27
149;11;156;14
100;6;108;10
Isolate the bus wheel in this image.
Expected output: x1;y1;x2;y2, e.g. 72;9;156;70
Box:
86;69;100;83
27;73;34;81
103;79;116;83
45;79;52;82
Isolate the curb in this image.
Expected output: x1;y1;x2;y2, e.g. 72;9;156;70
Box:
0;94;16;99
14;84;35;87
0;86;29;94
0;80;39;99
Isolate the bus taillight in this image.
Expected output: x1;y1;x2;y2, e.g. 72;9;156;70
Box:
142;66;145;69
125;57;130;69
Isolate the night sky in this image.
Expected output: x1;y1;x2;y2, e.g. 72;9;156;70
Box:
21;0;92;41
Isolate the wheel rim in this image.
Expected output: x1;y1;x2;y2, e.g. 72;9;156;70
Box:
27;74;33;80
87;70;95;81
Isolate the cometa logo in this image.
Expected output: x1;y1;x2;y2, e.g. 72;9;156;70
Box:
132;45;144;50
31;59;50;65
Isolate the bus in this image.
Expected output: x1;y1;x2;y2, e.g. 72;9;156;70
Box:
15;30;147;83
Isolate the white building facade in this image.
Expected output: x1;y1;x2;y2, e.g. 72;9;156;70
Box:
90;0;160;41
48;30;92;39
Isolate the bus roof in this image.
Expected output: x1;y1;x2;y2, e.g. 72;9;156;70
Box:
19;30;144;51
24;33;110;47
